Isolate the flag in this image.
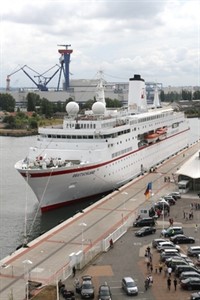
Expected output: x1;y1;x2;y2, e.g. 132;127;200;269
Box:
144;182;152;199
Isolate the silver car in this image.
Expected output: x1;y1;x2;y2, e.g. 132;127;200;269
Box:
122;277;138;295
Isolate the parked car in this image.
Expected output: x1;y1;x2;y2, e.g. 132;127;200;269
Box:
80;275;95;299
165;254;194;267
164;194;178;201
154;202;169;211
157;241;180;252
163;196;176;205
175;265;200;278
166;257;188;268
98;284;112;300
135;226;156;237
170;234;195;244
133;217;156;227
187;246;200;257
122;277;138;295
167;192;181;199
179;271;200;282
161;226;183;237
160;250;181;263
152;238;167;248
190;291;200;300
180;277;200;290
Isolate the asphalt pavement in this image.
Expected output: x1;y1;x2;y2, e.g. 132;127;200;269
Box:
64;194;200;300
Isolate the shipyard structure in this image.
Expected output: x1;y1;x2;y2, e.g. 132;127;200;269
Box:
3;45;161;107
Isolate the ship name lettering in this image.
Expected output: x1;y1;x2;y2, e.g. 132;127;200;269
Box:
73;170;95;177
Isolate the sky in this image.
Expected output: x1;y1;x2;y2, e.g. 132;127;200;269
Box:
0;0;200;89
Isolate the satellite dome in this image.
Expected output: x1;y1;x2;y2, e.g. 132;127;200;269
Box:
66;102;79;116
92;102;106;115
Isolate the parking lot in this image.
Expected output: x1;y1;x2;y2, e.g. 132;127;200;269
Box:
64;194;200;300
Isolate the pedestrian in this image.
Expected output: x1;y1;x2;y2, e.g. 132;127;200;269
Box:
147;261;150;271
168;267;172;277
158;262;163;274
74;277;81;293
58;279;63;293
72;265;76;277
173;277;177;291
109;238;114;249
146;246;151;255
149;274;153;285
155;264;158;274
195;224;198;233
147;276;151;286
167;277;171;290
150;264;153;274
145;278;149;290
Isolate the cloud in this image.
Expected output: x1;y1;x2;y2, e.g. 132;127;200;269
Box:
0;0;200;88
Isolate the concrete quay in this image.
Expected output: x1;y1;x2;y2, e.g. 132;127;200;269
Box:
0;141;200;300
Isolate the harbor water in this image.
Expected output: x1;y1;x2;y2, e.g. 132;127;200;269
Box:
0;118;200;260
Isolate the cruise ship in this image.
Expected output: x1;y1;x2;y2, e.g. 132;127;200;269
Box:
15;74;190;212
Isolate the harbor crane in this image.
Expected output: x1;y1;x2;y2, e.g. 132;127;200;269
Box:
57;44;73;90
6;64;61;91
6;44;73;91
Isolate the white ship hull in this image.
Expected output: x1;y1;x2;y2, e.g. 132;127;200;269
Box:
15;74;190;212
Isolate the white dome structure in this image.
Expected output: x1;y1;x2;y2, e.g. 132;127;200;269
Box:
66;102;79;116
92;102;106;115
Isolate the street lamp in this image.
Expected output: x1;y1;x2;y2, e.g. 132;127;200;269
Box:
79;222;87;251
121;191;128;209
23;259;33;300
163;201;165;230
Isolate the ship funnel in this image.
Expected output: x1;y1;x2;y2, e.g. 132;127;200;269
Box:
128;74;147;112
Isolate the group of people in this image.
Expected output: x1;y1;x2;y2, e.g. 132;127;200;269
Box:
164;176;171;182
167;276;177;291
144;245;180;293
145;275;153;290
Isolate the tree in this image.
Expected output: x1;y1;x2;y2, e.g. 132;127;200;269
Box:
193;90;200;100
29;118;38;129
27;92;41;111
182;90;192;100
40;98;53;118
0;93;15;111
3;115;16;128
105;98;122;108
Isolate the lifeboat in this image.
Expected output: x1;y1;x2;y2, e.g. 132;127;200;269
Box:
145;133;159;143
156;127;167;140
